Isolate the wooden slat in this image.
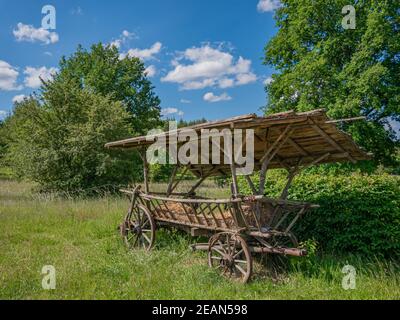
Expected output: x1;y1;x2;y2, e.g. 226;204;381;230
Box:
312;124;356;163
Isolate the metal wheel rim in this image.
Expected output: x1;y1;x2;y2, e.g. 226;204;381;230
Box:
123;204;155;251
208;232;252;283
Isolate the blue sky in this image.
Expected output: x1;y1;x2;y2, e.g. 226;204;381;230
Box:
0;0;280;121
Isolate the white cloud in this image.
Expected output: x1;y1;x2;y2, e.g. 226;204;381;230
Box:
203;92;232;103
12;94;26;103
71;6;83;15
236;72;258;85
44;51;53;56
257;0;281;12
145;65;156;77
23;66;58;88
161;45;257;90
0;110;8;120
264;76;273;85
218;78;235;89
122;30;134;38
0;60;21;91
110;39;123;49
109;30;136;49
161;107;184;117
121;42;162;61
13;23;59;44
180;99;191;104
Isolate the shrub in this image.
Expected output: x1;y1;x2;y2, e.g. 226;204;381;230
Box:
238;172;400;258
4;87;137;193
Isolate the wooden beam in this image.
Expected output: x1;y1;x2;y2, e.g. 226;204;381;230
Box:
139;150;149;194
301;153;331;170
166;165;179;196
259;127;294;195
260;125;292;164
287;137;308;156
244;175;257;195
186;170;214;195
170;166;189;193
325;116;366;124
230;161;239;197
311;125;356;163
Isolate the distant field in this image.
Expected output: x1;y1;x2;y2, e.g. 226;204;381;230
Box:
0;179;399;299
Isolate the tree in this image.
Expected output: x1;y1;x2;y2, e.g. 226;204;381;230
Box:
53;43;161;135
264;0;399;165
2;44;162;192
4;85;137;192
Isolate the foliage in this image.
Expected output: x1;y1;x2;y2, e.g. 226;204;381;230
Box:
3;86;137;193
1;179;399;299
2;44;162;191
149;163;175;182
238;171;400;258
0;120;6;164
264;0;400;165
56;43;162;135
150;118;208;182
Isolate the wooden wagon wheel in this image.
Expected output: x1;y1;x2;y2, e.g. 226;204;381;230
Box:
121;204;155;251
208;232;252;283
262;231;299;272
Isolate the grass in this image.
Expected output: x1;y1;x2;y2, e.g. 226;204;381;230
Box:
0;179;399;299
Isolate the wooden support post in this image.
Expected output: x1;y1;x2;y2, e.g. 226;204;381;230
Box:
260;125;292;164
170;166;189;193
166;165;179;196
139;150;149;194
230;161;239;197
259;127;294;195
186;169;215;196
244;175;257;195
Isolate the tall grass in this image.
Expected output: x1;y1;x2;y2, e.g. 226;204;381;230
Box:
0;179;399;299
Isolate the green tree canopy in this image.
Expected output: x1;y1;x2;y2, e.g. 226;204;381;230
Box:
264;0;399;165
4;86;137;192
2;44;161;192
53;43;161;135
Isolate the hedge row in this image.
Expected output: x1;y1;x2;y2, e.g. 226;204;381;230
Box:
238;172;400;258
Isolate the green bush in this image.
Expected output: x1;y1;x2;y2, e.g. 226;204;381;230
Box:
3;89;136;193
238;172;400;258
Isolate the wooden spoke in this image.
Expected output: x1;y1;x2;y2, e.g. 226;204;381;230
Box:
122;204;155;251
208;232;252;283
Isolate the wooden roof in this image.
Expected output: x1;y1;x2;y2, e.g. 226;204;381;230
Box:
105;109;370;177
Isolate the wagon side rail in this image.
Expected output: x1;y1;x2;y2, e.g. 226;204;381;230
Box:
242;196;319;237
120;189;318;236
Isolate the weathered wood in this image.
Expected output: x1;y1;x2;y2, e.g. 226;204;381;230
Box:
260;125;292;164
170;166;189;193
206;203;221;227
139;150;150;194
188;202;202;225
325;116;366;124
106;109;369;178
186;170;214;195
312;124;356;163
166;165;179;196
181;202;194;224
244;175;257;195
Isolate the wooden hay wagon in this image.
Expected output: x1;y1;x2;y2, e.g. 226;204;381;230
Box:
105;109;369;283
